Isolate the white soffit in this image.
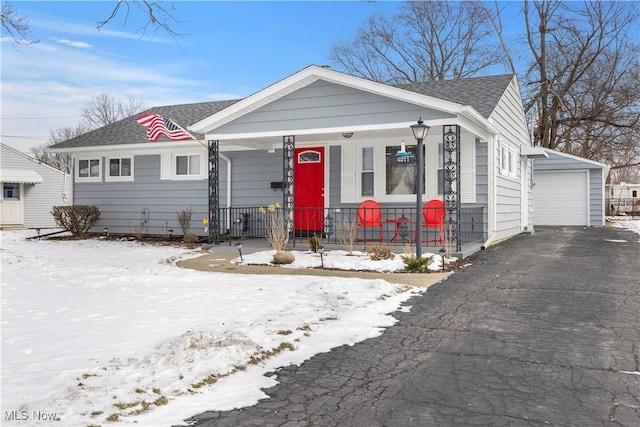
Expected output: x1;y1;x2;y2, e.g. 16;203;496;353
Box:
521;146;549;158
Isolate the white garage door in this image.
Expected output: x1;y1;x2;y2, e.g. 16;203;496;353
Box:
534;171;588;226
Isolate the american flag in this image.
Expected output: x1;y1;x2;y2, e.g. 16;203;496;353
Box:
135;114;193;142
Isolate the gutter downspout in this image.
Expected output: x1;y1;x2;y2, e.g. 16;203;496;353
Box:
219;153;232;230
482;134;498;250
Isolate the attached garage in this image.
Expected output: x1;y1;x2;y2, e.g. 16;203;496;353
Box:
533;149;608;227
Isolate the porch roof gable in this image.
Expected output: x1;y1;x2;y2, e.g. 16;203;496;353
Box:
189;65;470;136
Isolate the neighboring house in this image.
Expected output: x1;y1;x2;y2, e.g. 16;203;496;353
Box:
1;143;72;229
532;148;608;227
606;182;640;215
49;65;545;256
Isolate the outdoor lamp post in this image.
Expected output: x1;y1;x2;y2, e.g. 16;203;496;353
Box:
410;118;430;259
439;247;446;271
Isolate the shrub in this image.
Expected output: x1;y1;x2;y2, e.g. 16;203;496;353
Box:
366;243;394;261
336;218;358;255
51;205;100;237
259;203;289;251
176;207;193;235
308;234;322;253
401;253;433;273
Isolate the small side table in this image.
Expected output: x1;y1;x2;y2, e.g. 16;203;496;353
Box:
386;217;411;243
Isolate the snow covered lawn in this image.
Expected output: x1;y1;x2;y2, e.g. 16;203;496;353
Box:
1;231;423;427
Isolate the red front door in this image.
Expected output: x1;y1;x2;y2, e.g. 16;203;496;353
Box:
294;147;325;232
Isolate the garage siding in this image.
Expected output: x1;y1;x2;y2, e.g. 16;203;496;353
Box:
533;150;606;226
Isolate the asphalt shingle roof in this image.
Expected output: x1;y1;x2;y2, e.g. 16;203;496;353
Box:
396;74;514;119
50;73;514;149
50;99;239;148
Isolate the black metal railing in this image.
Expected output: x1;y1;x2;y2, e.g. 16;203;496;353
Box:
215;206;484;247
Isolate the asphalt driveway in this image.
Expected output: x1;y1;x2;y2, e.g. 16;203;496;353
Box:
185;226;640;427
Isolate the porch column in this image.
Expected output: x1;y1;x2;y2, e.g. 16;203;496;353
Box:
283;135;295;240
443;125;461;252
208;140;220;244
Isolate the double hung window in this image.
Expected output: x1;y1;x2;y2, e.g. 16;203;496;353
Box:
361;147;374;196
107;157;133;181
176;154;201;176
499;140;518;178
77;158;101;182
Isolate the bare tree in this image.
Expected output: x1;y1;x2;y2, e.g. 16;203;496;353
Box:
81;94;148;130
523;0;640;171
49;125;89;144
2;1;181;46
30;125;86;171
97;1;183;39
1;2;37;44
331;0;640;176
329;0;508;83
36;95;148;170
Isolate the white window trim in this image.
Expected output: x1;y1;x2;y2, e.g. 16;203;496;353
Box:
298;150;322;164
341;134;477;204
172;152;206;180
499;139;518;179
76;157;102;183
360;146;374;197
349;138;431;203
105;156;134;182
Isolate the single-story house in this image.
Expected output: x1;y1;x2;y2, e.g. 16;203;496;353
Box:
49;65;546;256
533;148;608;226
1;143;72;229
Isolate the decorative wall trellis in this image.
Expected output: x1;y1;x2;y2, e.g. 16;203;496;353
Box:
208;140;220;244
443;125;461;252
283;135;295;239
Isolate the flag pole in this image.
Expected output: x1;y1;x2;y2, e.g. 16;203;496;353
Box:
167;118;208;149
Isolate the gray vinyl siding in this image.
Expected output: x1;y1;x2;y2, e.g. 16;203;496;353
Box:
528;159;535;229
74;152;288;235
213;80;456;135
1;144;71;228
224;150;283;206
488;77;531;239
75;154;210;235
495;173;522;239
475;140;489;239
589;171;604;226
533;151;606;227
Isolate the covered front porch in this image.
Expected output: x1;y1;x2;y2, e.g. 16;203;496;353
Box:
187;66;497;258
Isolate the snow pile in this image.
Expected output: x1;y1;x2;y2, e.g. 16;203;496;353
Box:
235;248;444;272
1;231;422;426
607;218;640;235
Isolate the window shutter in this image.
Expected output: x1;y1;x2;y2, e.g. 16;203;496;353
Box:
341;144;356;203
